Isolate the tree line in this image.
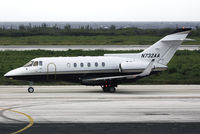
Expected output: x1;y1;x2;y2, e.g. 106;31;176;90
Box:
0;23;200;37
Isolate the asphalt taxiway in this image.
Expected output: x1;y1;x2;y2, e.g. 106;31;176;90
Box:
0;85;200;134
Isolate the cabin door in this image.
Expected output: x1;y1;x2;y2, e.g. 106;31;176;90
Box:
47;63;56;80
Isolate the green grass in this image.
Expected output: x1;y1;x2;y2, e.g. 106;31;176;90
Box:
0;35;199;45
0;50;200;85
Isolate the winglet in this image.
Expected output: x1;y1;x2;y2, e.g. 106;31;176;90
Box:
138;59;155;77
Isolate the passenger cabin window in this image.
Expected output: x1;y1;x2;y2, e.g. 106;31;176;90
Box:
102;62;105;67
80;63;84;67
87;63;91;67
39;61;43;66
95;62;98;67
33;61;38;66
74;63;77;67
24;61;34;67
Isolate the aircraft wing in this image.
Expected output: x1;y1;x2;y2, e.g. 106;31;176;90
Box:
82;59;155;84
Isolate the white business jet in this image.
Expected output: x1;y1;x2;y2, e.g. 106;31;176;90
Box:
4;28;192;93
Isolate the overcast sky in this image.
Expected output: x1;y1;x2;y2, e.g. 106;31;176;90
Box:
0;0;199;21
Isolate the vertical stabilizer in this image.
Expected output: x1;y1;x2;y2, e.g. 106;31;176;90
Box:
140;28;192;65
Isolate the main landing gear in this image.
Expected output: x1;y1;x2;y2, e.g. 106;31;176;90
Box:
28;82;34;93
101;85;117;93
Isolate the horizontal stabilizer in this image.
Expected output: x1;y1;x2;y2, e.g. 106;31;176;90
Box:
161;38;195;42
171;28;192;34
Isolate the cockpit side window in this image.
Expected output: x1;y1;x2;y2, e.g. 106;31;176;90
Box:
39;61;43;66
33;61;38;66
24;61;34;67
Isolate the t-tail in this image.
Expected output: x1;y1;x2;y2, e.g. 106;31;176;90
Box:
140;28;192;65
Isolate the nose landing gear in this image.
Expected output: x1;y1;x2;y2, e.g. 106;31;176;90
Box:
28;82;34;93
28;87;34;93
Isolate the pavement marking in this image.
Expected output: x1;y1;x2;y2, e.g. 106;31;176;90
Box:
0;108;34;134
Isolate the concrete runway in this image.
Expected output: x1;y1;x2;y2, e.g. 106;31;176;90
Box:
0;45;199;51
1;85;200;134
0;85;200;124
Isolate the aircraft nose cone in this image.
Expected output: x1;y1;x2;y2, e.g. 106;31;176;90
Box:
4;69;18;78
4;67;25;79
4;72;8;77
4;71;13;78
